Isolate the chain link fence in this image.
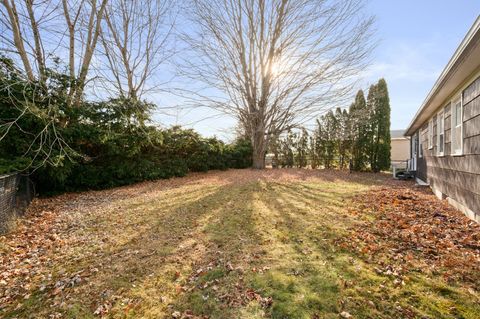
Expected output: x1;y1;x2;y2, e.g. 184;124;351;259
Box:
0;173;34;234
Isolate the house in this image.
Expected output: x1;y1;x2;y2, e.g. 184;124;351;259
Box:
390;130;410;167
405;16;480;223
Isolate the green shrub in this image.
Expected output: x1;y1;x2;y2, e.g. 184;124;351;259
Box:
0;58;253;194
226;138;253;169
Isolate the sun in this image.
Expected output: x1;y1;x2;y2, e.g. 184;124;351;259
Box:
268;57;285;77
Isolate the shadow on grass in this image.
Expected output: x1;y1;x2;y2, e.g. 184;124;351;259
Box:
251;180;480;319
6;172;462;319
5;183;246;318
165;182;264;318
244;181;364;319
154;178;389;319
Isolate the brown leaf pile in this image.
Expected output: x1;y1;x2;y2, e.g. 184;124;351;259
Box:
0;171;237;311
3;169;322;314
341;184;480;284
0;197;69;309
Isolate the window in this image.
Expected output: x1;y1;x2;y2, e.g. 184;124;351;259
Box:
451;96;463;155
418;130;423;158
437;110;444;156
455;102;462;126
428;119;433;149
411;133;418;170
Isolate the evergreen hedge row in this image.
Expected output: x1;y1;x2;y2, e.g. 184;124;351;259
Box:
0;57;252;195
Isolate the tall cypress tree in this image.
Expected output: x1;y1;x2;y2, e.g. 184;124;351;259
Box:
309;135;319;169
366;84;377;169
314;118;326;168
324;110;338;168
349;90;369;171
335;107;350;169
314;112;336;169
295;128;309;168
371;79;391;172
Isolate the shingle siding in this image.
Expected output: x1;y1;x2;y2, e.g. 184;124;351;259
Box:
415;74;480;221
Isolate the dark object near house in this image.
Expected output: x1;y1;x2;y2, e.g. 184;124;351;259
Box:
395;170;414;180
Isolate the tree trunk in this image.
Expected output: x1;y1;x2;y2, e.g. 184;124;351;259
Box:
252;126;266;169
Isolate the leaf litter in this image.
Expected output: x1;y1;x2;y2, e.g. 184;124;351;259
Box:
0;169;479;318
341;184;480;286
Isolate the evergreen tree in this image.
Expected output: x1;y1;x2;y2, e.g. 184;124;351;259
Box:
295;128;309;168
314;119;325;168
324;110;338;168
366;84;377;169
280;130;295;168
309;135;319;169
335;108;351;169
315;111;337;169
349;90;369;171
268;134;281;168
371;79;391;172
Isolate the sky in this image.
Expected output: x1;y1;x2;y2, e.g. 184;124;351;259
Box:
153;1;480;140
364;0;480;131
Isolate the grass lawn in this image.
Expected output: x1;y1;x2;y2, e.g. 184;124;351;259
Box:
1;169;479;318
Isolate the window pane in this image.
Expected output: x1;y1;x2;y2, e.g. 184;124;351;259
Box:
419;132;423;157
440;134;444;152
429;120;433;147
455;103;462;126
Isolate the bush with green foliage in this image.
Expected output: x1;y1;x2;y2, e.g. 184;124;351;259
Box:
0;57;252;194
1;61;70;176
31;107;252;193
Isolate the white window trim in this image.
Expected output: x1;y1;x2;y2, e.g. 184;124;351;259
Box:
428;119;433;149
418;130;423;158
437;110;445;157
411;134;417;170
451;95;464;156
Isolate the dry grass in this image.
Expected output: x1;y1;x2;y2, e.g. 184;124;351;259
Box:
0;169;478;319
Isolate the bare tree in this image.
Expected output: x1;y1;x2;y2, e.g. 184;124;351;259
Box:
61;0;108;105
1;0;107;104
0;0;107;170
0;0;56;84
99;0;175;100
181;0;375;168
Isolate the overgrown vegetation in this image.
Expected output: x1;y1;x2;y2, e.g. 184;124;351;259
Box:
0;58;252;194
270;79;392;171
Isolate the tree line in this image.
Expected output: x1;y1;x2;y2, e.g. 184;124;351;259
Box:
0;58;252;194
1;0;379;195
1;0;375;170
269;79;391;172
